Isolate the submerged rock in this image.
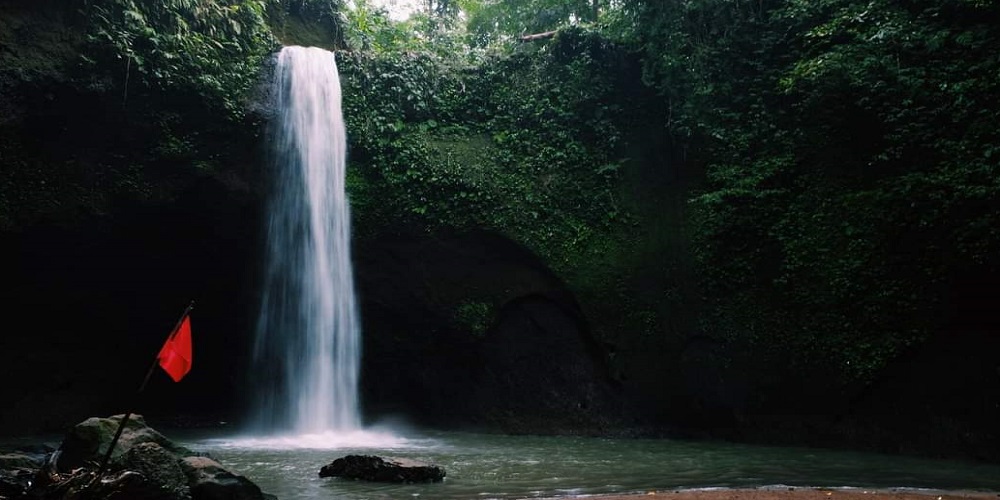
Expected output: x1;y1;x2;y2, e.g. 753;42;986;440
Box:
182;456;271;500
319;455;445;483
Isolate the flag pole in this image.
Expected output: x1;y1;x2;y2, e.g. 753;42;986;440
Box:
93;300;196;477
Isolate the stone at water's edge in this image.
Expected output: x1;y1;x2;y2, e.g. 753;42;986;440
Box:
114;442;193;500
56;414;195;472
183;456;274;500
0;415;275;500
319;455;446;483
0;446;52;498
0;468;32;499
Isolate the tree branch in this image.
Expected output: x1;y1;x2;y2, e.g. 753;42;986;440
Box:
519;30;557;42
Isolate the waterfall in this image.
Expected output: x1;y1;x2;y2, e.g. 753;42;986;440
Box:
251;45;361;435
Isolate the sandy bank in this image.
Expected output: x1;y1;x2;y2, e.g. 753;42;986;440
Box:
539;487;999;500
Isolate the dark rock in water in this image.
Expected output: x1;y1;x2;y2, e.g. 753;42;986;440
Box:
0;451;44;470
319;455;445;483
181;456;269;500
0;446;54;498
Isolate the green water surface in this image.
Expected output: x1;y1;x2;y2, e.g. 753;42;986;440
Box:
179;429;1000;500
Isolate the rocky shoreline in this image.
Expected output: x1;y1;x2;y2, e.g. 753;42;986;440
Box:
0;414;273;500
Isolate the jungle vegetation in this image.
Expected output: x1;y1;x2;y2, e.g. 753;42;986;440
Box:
3;0;997;455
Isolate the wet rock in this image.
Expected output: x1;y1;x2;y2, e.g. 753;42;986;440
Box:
319;455;445;483
0;415;275;500
0;451;44;470
0;446;55;498
116;442;192;500
56;414;194;472
0;467;33;499
181;456;269;500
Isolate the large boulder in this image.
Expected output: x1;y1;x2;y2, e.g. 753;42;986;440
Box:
0;415;274;500
116;442;192;500
55;414;194;472
319;455;445;483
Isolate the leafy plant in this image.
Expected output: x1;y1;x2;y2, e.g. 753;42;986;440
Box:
83;0;278;116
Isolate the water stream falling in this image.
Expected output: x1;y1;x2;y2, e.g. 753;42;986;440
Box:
251;45;361;437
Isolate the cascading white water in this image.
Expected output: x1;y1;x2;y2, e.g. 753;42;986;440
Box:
251;45;361;435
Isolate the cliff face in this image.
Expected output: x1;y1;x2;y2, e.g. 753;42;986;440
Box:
1;0;96;230
354;230;632;434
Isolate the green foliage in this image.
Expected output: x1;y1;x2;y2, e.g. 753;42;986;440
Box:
338;26;649;338
70;0;1000;416
342;0;416;53
59;0;1000;420
82;0;278;116
1;0;280;229
452;300;493;336
461;0;603;48
624;0;1000;399
341;0;472;58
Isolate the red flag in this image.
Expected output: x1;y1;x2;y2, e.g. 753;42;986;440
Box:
158;314;192;382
